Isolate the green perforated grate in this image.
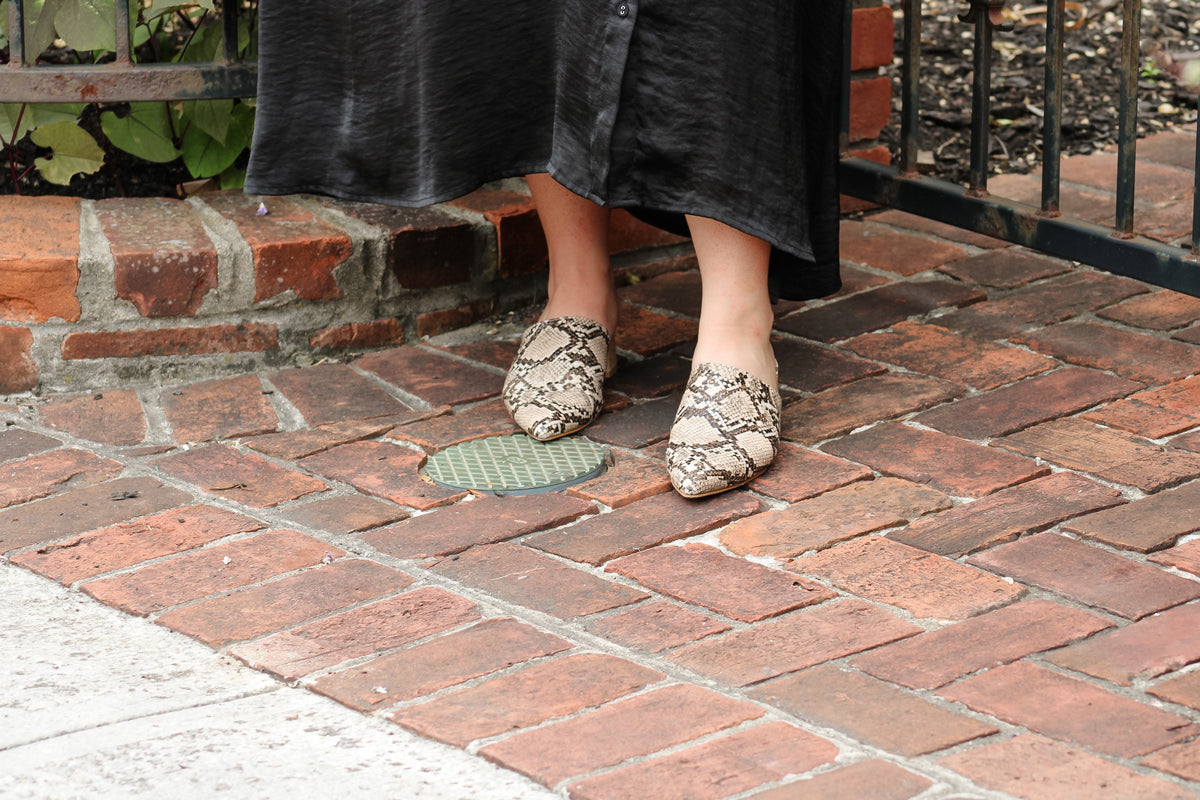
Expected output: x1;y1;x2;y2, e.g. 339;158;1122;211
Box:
423;434;608;495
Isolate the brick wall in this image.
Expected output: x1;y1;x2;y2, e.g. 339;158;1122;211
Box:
844;0;897;212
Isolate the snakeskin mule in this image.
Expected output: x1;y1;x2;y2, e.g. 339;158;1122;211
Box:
666;362;782;498
502;316;617;441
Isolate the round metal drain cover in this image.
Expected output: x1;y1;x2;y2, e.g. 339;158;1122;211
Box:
424;434;608;495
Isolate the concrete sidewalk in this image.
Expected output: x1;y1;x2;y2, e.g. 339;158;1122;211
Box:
3;132;1200;799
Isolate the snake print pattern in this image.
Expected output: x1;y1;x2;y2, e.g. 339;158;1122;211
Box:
666;362;782;498
502;316;615;441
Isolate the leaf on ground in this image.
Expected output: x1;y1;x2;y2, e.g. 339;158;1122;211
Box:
102;102;181;163
30;120;105;185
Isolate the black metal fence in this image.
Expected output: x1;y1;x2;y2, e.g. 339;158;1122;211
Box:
1;0;255;101
840;0;1200;298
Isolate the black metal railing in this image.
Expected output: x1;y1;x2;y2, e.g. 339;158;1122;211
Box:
1;0;256;102
840;0;1200;297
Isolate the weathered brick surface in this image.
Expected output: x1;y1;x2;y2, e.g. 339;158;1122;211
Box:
81;529;339;616
0;326;39;393
391;653;662;747
385;398;514;451
1014;321;1200;384
745;443;872;503
449;187;547;278
1063;481;1200;553
566;451;672;508
0;428;60;463
773;334;886;394
1082;375;1200;439
361;493;595;559
774;280;984;343
37;389;148;446
431;336;523;372
748;760;933;800
822;421;1049;497
281;494;408;533
968;532;1200;620
0;447;123;509
938;248;1071;287
1150;671;1200;711
850;4;894;70
154;444;327;508
584;394;678;449
526;490;761;566
416;300;496;338
792;536;1024;620
852;598;1113;690
230;587;480;679
10;505;264;585
668;599;920;687
614;304;699;357
996;418;1200;492
1141;739;1200;783
480;684;764;787
311;617;572;710
1150;539;1200;578
299;440;463;510
752;666;997;756
940;734;1195;800
868;209;1008;250
62;323;279;359
781;373;964;444
839;221;969;276
161;374;278;444
1099;289;1200;331
720;477;951;558
431;542;649;618
355;346;504;407
96;197;217;317
0;195;81;323
619;269;703;318
891;472;1125;557
243;418;404;461
310;318;406;350
585;600;731;652
266;363;412;425
939;661;1198;757
1044;602;1200;686
1060;151;1195;202
605;352;691;399
847;75;892;142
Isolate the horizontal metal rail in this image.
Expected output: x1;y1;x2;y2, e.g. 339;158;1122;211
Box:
840;0;1200;295
1;0;257;102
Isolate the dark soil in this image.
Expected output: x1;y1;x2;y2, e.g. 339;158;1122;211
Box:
885;0;1200;183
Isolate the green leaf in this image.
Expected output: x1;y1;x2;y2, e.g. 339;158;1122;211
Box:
144;1;214;22
0;102;86;145
175;18;221;63
54;0;137;52
1;1;8;50
181;101;252;178
30;120;105;185
26;0;64;61
218;164;246;190
180;98;233;143
101;102;181;163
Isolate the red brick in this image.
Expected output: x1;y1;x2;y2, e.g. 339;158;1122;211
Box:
607;352;692;399
584;393;677;449
567;722;838;800
429;542;648;618
1149;540;1200;578
1099;290;1200;331
0;326;38;393
161;374;278;444
823;421;1049;497
847;321;1054;391
613;304;698;357
96;197;217;317
847;76;892;142
1142;739;1200;783
774;279;984;343
206;193;350;302
607;208;690;253
243;417;413;460
1139;131;1199;170
266;362;413;426
81;529;339;615
868;209;1009;250
938;248;1072;287
566;451;672;508
608;543;835;622
939;734;1195;800
355;346;504;407
1136;199;1196;243
526;490;761;567
968;532;1200;620
392;653;662;747
0;195;81;322
61;323;278;359
916;366;1142;440
851;5;894;70
852;598;1113;690
1063;481;1200;553
1014;321;1200;385
431;337;519;371
773;334;887;393
0;476;190;554
449;187;547;278
752;666;997;757
840;221;969;276
781;373;964;444
0;428;60;463
310;318;406;350
311;617;572;710
37;389;147;446
1082;375;1200;439
795;536;1025;620
989;171;1117;223
584;600;731;652
840;145;890;214
154;444;326;508
299;440;465;511
362;492;595;559
747;760;932;800
231;586;480;679
747;443;873;503
619;270;703;317
721;477;951;558
936;271;1148;340
1059;151;1195;203
668;599;920;687
1175;324;1200;346
939;661;1198;757
891;472;1126;557
1045;603;1200;686
1149;671;1200;711
0;448;124;509
385;399;515;452
156;558;411;647
482;683;763;787
416;300;496;338
281;494;407;533
9;505;265;585
996;418;1200;493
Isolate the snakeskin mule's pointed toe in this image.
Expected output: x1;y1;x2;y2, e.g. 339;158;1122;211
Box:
666;362;782;498
502;316;617;441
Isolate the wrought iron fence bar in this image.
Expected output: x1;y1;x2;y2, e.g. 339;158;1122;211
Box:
967;1;996;194
1115;0;1142;236
1040;0;1065;215
1194;107;1199;256
900;0;922;174
114;0;132;66
0;64;259;102
221;0;240;64
7;0;26;67
841;158;1200;296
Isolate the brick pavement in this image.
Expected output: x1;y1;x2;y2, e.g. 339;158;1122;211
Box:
4;141;1200;799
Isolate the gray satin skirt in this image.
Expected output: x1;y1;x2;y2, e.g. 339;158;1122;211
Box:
245;0;844;300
